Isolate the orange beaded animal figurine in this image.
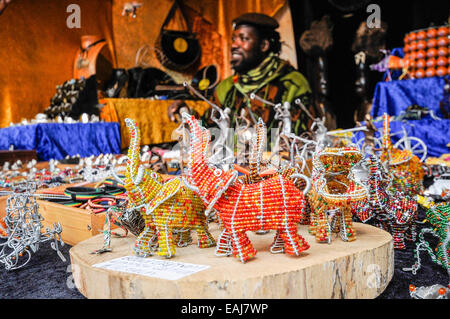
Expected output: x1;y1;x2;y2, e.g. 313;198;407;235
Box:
182;113;311;263
308;147;368;243
124;118;215;258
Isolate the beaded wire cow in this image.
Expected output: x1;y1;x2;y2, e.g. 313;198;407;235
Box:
182;113;310;263
123;118;215;258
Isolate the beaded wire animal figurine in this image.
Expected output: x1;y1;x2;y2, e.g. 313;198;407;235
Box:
353;155;418;249
123;118;215;258
403;195;450;284
380;114;424;196
182;113;311;263
308;147;368;243
0;183;66;270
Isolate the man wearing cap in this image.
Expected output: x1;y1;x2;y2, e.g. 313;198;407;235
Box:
169;12;316;136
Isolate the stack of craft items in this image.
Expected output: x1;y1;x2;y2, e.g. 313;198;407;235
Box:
182;113;310;263
44;78;86;119
405;196;450;285
354;155;418;249
380;114;425;196
307;146;368;243
122;118;215;258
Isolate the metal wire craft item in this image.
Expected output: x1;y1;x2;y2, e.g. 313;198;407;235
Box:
403;196;450;285
123;118;215;258
0;183;66;270
182;113;310;263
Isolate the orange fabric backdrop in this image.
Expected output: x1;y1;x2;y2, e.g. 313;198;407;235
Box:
0;0;114;128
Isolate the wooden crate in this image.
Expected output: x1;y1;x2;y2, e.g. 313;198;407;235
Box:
0;181;114;246
36;199;108;246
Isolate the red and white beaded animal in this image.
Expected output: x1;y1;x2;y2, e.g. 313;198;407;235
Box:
182;113;310;263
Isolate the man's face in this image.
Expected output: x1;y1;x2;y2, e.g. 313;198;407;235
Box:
230;25;266;74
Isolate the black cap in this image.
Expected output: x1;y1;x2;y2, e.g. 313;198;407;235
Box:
232;13;279;30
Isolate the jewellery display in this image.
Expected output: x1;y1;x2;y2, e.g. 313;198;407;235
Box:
123;118;215;258
182;113;310;263
308;147;368;243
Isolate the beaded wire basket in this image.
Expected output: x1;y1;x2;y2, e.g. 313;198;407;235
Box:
308;147;368;243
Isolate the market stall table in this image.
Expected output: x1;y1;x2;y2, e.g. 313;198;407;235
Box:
0;122;121;161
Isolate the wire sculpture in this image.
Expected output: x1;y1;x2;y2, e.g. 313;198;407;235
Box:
0;183;66;270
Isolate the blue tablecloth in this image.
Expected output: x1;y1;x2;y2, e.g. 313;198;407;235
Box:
371;76;448;118
369;74;449;158
0;122;122;161
353;118;450;158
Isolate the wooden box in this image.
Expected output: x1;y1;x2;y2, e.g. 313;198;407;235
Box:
36;199;109;246
0;181;113;246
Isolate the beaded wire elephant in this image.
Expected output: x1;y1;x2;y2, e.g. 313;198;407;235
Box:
123;118;215;258
308;147;368;243
182;113;310;263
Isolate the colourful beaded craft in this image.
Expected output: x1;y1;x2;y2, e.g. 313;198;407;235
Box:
406;196;450;278
380;114;425;196
308;147;368;243
124;118;215;258
353;155;419;249
183;113;310;263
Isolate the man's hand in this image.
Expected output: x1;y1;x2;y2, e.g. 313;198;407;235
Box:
168;100;191;123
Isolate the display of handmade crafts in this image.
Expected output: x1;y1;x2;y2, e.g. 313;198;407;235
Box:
403;195;450;283
380;114;425;196
354;155;418;249
123;118;215;258
182;113;310;263
308;146;368;243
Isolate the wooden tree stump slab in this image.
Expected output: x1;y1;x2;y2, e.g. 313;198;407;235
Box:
70;222;394;299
